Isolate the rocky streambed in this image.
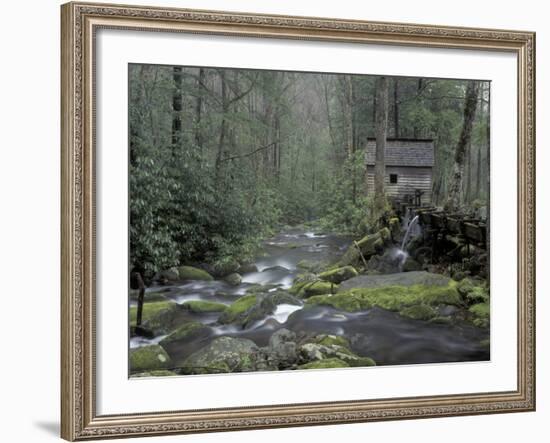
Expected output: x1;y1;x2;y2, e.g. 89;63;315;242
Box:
129;226;490;377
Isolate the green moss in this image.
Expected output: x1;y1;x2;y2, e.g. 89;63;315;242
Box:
245;284;264;294
301;281;337;298
298;358;350;369
129;301;176;324
306;282;461;313
313;335;350;349
469;302;490;328
177;266;214;281
347;356;376;367
219;294;258;323
129;345;171;372
379;227;391;241
182;300;227;313
289;273;317;295
457;278;489;305
318;266;358;284
467;286;489;304
399;304;438;321
159;321;208;347
224;273;242;286
469;302;489;317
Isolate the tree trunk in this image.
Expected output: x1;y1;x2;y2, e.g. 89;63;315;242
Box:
413;78;424;138
344;75;354;159
374;77;389;212
195;68;205;153
476;144;482;199
393;78;399;138
172;66;183;150
215;70;228;180
343;75;356;203
446;81;480;211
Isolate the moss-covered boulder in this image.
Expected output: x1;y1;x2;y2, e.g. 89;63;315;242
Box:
224;273;242;286
217;291;301;327
298;341;376;368
311;334;350;349
129;289;169;303
338;271;453;293
130;301;184;335
339;228;392;266
129;345;171;373
289;273;317;295
301;281;337;298
318;266;358;284
469;302;490;328
218;294;258;324
399;304;438;321
298;358;350;369
182;300;227;313
177;266;214;281
179;337;259;374
159;321;210;348
306;278;461;313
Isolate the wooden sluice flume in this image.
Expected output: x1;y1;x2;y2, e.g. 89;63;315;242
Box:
391;194;488;282
394;198;487;250
416;209;487;249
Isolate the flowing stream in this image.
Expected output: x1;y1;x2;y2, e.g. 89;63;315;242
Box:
132;226;489;366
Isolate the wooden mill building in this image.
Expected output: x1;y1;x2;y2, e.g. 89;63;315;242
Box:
365;138;435;205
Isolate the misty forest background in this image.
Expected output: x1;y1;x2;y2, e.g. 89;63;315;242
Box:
129;65;489;278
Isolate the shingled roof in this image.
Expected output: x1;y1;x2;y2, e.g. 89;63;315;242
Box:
365;138;434;167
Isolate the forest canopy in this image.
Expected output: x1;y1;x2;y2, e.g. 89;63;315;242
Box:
129;64;490;277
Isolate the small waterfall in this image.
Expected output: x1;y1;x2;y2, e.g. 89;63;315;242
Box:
395;215;420;270
401;215;420;251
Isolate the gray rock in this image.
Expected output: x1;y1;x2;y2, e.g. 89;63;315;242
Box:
179;337;259;374
268;329;297;368
237;263;259;274
130;345;172;373
224;272;242;286
402;257;422;272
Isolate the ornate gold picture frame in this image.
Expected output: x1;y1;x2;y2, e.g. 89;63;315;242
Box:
61;1;535;440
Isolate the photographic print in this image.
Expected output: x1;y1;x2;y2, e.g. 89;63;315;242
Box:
128;64;490;377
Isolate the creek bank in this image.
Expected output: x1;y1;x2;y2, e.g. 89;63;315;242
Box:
130;221;489;376
175;331;376;375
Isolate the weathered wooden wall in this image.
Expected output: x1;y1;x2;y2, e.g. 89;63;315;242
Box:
366;165;432;204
